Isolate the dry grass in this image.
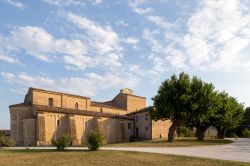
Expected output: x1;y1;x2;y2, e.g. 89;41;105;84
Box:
0;149;249;166
104;138;234;147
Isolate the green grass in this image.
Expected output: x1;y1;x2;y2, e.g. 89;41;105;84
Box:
0;149;249;166
104;137;234;147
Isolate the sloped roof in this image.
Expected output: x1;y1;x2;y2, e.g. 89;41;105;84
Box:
126;106;154;115
34;105;133;120
90;101;125;110
9;102;32;108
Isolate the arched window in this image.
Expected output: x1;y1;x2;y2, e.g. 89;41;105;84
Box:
57;119;60;126
75;102;79;110
48;98;54;107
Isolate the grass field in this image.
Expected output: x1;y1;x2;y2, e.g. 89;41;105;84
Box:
0;149;249;166
104;138;234;147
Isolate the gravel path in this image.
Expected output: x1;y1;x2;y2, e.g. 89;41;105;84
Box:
5;138;250;163
102;138;250;163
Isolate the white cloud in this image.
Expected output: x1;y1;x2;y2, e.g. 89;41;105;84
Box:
116;20;129;27
143;0;250;72
0;54;19;64
123;37;139;44
92;0;102;5
42;0;84;6
5;0;25;9
1;26;88;65
184;0;250;70
0;71;140;97
63;54;97;70
66;13;124;70
67;12;121;55
146;16;175;30
129;0;153;15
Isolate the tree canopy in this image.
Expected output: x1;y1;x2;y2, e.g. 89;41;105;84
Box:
151;72;244;142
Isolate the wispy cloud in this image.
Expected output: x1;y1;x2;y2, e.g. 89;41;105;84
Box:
142;0;250;73
1;26;87;63
0;71;140;97
41;0;84;6
0;54;19;64
129;0;153;15
5;0;25;9
146;16;176;30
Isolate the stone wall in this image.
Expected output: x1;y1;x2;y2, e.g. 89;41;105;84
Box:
32;90;90;110
131;111;152;139
151;120;172;139
10;106;34;146
36;112;134;146
127;95;146;112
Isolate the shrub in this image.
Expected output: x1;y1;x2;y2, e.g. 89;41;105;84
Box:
0;135;16;147
177;126;195;137
242;129;250;138
86;131;103;151
228;133;238;139
51;135;72;150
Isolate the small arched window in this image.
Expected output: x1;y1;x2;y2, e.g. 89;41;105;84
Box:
75;102;79;110
48;98;54;107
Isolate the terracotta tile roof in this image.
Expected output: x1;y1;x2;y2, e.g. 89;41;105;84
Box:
9;102;32;108
126;106;153;115
90;101;125;110
34;105;133;120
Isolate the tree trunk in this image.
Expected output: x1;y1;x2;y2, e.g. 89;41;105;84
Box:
217;126;227;139
196;126;208;141
168;120;180;142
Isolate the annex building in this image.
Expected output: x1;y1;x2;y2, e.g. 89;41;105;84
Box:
9;88;171;146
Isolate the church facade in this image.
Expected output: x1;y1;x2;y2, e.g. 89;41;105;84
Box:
9;88;171;146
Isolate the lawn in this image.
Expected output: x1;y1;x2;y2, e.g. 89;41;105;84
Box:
104;137;234;147
0;149;249;166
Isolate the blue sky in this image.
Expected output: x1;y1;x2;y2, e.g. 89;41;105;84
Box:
0;0;250;129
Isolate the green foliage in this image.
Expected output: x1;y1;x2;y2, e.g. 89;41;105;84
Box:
151;72;245;141
242;107;250;129
242;129;250;138
214;92;244;129
86;131;103;151
151;72;193;122
0;135;16;147
177;127;195;137
51;135;72;150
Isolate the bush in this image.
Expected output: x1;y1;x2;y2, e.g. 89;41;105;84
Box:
86;131;103;151
228;133;238;139
0;135;16;147
177;126;195;137
51;135;72;150
242;129;250;138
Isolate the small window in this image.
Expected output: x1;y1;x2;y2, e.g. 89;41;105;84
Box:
136;115;138;122
145;114;149;121
75;102;79;110
128;123;131;129
57;119;60;126
145;126;148;131
48;98;54;107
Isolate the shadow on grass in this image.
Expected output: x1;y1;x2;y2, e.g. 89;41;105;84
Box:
3;149;90;154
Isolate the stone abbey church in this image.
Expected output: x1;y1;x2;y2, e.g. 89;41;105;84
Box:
9;88;171;146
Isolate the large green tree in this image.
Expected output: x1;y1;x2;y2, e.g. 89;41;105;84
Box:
214;92;244;139
188;77;217;141
151;72;193;142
